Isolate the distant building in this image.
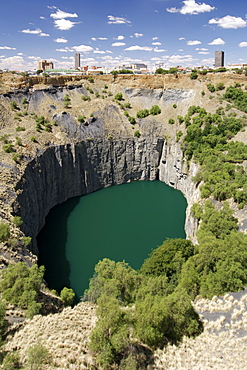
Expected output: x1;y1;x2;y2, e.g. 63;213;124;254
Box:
74;53;80;69
215;51;224;68
130;63;147;70
38;60;54;71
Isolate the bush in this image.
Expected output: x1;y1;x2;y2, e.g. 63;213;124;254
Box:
207;83;215;93
114;93;123;101
128;116;136;124
12;216;23;227
3;144;15;153
0;263;44;317
2;351;20;370
78;115;86;123
63;94;70;102
134;130;141;138
15;126;25;132
190;72;198;80
27;343;52;369
136;109;149;118
60;287;75;306
10;101;18;110
88;76;94;83
0;223;10;242
216;82;225;91
30;136;36;142
150;105;161;115
168;118;175;124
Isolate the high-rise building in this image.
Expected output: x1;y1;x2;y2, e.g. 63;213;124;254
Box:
215;51;224;68
38;60;54;70
75;53;80;69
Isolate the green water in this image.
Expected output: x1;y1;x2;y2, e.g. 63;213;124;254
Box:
37;180;187;300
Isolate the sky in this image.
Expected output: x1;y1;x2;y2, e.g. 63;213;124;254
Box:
0;0;247;71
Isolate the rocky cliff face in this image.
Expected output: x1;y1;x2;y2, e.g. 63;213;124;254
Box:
12;136;200;254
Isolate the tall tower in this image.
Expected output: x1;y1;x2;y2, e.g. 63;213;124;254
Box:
215;51;224;68
74;53;80;69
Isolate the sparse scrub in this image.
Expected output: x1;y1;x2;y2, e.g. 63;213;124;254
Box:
137;109;149;118
0;223;10;242
134;130;141;138
114;93;123;101
150;105;161;115
207;83;215;93
15;126;25;131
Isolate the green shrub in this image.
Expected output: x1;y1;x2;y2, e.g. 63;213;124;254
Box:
134;130;141;138
124;111;129;117
207;83;215;93
216;82;225;91
0;223;10;242
88;76;94;83
150;105;161;115
2;351;20;370
114;93;123;101
12;154;21;163
78;115;86;123
124;103;131;109
10;101;18;110
190;72;198;80
128;116;136;124
30;136;36;142
168;118;175;124
0;262;44;317
12;216;23;227
173;104;177;109
27;343;53;370
63;94;70;102
176;130;183;141
136;109;149;118
60;287;75;306
21;236;32;246
15;126;25;132
15;137;22;146
3;144;15;153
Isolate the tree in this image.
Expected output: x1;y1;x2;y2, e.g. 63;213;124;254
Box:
0;263;45;317
36;69;43;75
60;287;75;306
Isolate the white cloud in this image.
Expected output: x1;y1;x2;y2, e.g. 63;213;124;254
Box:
196;47;208;50
112;42;126;46
40;16;46;20
53;19;79;30
167;0;215;15
116;35;125;40
152;37;158;40
94;50;106;54
56;47;73;52
50;9;78;19
17;53;23;55
107;15;131;24
54;37;68;43
0;46;16;50
73;45;94;52
208;37;225;45
209;15;247;29
179;37;185;40
0;55;30;70
133;33;143;38
201;57;214;66
91;37;108;41
21;28;50;36
125;45;152;51
27;56;40;60
198;51;210;54
239;42;247;47
187;40;201;45
152;42;161;45
154;48;166;53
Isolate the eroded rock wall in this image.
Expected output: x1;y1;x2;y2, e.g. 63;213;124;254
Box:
13;138;164;252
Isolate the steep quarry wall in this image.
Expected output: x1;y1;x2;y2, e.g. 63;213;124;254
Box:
12;137;199;254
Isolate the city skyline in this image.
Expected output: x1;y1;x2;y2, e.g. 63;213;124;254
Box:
0;0;247;71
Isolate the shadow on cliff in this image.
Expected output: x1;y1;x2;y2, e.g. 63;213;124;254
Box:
37;196;80;297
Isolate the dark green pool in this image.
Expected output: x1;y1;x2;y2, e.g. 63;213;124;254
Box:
37;180;187;300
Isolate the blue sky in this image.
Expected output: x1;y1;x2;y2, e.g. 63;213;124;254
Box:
0;0;247;71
